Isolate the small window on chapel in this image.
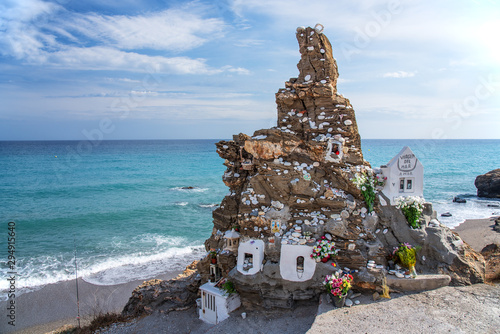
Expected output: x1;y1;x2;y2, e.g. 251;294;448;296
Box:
407;179;412;190
399;179;405;192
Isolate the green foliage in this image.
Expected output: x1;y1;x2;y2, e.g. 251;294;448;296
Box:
221;280;236;295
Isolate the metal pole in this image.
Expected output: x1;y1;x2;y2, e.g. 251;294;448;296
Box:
74;237;81;328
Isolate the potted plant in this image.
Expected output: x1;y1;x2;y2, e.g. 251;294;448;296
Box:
209;250;217;264
220;280;236;296
311;236;337;263
393;243;420;278
324;271;353;308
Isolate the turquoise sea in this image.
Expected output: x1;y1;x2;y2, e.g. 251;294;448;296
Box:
1;139;499;296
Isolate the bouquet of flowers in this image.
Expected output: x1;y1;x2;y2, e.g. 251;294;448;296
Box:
393;242;420;277
311;236;337;262
394;196;425;228
324;271;353;298
352;168;386;212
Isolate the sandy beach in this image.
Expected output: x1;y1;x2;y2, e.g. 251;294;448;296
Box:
0;271;181;334
453;216;499;251
5;216;499;334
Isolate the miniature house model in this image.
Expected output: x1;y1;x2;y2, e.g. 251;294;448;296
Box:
237;240;264;275
223;229;240;252
279;244;317;282
380;146;424;205
199;282;241;325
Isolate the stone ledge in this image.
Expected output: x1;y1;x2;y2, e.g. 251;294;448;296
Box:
387;274;451;292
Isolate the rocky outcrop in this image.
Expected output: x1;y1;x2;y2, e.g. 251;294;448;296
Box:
475;169;500;198
481;243;500;282
199;26;485;308
122;261;201;317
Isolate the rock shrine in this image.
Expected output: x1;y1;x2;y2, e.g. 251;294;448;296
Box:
195;25;485;309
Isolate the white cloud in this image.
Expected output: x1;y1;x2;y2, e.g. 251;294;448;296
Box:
383;71;417;78
55;9;225;52
0;0;244;74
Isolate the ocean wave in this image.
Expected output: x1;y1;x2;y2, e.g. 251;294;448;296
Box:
433;196;500;228
81;245;205;286
199;203;219;208
171;186;209;193
0;239;206;299
175;202;189;206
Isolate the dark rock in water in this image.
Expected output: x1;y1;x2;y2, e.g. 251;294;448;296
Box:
487;204;500;208
181;186;196;190
475;169;500;198
453;197;467;204
441;212;452;217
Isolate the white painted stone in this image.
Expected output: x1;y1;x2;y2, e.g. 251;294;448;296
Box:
344;120;353;126
354;300;360;305
380;146;424;205
279;244;316;282
237;240;265;275
383;229;388;234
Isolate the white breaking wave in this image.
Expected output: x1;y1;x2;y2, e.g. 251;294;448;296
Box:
199;203;219;208
171;187;209;193
0;238;206;300
433;197;500;229
175;202;189;206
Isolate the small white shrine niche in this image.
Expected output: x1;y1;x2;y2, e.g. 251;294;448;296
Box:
380;146;424;205
199;282;241;325
279;244;317;282
237;240;265;275
325;137;344;162
223;229;240;252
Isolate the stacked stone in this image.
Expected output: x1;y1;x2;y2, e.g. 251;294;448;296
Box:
199;26;485;308
275;26;363;165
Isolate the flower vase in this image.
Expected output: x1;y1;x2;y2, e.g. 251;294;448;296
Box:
409;264;417;278
330;294;346;308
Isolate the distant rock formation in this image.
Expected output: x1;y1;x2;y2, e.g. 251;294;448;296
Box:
475;169;500;198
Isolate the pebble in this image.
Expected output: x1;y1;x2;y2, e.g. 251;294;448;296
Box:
345;299;353;307
354;300;360;305
383;229;388;234
351;293;361;299
395;272;404;278
375;229;380;234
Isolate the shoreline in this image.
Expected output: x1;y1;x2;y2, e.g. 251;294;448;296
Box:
0;271;182;334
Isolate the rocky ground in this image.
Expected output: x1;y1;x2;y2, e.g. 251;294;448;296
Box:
90;284;499;334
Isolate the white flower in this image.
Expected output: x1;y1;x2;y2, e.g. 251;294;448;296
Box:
361;186;367;191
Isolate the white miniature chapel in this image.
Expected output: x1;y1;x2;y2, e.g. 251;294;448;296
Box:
199;281;241;325
236;239;265;275
379;146;424;205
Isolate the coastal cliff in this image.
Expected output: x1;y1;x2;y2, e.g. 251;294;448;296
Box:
123;26;485;316
196;26;484;308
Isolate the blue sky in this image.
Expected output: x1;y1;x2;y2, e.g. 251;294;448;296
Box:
1;0;499;140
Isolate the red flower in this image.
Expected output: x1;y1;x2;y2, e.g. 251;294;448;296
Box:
321;236;325;240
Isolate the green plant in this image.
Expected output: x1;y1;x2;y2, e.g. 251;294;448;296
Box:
352;169;385;212
395;196;425;228
221;280;236;295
